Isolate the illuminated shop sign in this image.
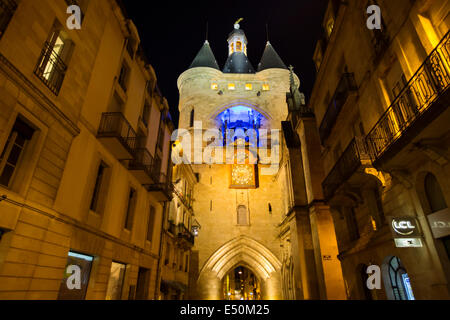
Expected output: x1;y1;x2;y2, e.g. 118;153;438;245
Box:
427;208;450;239
394;238;423;248
388;217;422;248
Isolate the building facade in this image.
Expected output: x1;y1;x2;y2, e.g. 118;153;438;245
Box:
158;163;197;300
0;0;174;300
175;21;346;300
312;0;449;300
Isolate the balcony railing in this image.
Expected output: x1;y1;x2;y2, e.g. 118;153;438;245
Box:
322;137;372;200
34;41;68;95
319;73;358;143
173;187;192;211
97;112;137;159
367;31;450;161
128;148;154;184
147;172;174;201
0;0;16;38
176;224;195;246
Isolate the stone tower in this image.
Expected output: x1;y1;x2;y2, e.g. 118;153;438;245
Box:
176;21;303;300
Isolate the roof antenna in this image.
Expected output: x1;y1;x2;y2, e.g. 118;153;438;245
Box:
206;21;209;43
266;23;270;44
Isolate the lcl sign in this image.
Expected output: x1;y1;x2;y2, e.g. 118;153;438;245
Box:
388;217;422;248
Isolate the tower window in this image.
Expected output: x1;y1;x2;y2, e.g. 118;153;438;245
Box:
237;205;248;225
190;109;195;127
228;83;236;91
236;41;242;52
211;83;218;90
245;84;252;91
262;84;270;91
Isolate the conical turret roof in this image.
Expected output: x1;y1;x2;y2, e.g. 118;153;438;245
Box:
257;41;287;72
189;40;220;70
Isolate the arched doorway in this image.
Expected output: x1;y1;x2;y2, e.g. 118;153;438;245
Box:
196;236;282;300
223;266;261;300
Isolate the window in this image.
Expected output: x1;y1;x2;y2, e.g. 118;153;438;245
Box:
90;161;109;214
228;83;236;91
190;109;195;127
211;83;218;90
141;103;150;127
124;188;137;230
135;267;150;300
0;0;17;38
58;251;94;300
106;262;127;300
0;117;35;187
383;256;415;300
237;205;248;225
245;83;253;91
236;41;242;52
147;206;156;242
165;243;171;265
118;62;130;92
262;84;270;91
425;173;448;213
35;24;72;95
156;113;165;151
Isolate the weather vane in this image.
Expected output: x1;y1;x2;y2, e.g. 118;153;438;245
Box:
234;18;244;29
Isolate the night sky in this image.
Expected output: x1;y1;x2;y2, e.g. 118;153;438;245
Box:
122;0;328;126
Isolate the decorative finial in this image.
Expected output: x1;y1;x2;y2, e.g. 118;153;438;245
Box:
234;18;244;29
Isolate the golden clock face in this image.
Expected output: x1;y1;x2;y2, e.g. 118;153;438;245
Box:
231;165;254;186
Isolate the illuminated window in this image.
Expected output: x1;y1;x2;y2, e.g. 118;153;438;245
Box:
245;84;252;91
230;43;234;54
262;84;270;91
211;83;218;90
228;83;236;91
236;41;242;52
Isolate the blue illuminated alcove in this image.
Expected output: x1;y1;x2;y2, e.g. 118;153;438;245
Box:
215;106;267;146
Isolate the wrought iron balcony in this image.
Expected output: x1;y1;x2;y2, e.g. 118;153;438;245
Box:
176;224;195;246
34;41;68;95
319;73;358;143
128;148;154;185
97;112;137;160
322;137;372;201
0;0;16;38
366;31;450;163
173;187;193;211
146;172;174;201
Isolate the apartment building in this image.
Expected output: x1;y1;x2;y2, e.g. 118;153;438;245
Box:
158;163;197;300
0;0;174;299
312;0;449;299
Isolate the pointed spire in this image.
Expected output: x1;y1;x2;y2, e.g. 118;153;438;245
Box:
257;41;288;72
189;40;220;70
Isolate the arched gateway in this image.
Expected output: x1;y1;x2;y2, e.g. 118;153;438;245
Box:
197;236;282;300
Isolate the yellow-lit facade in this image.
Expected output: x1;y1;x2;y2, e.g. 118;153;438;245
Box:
0;0;174;300
312;0;450;300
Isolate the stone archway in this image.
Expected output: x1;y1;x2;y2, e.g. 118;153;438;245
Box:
197;236;282;300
